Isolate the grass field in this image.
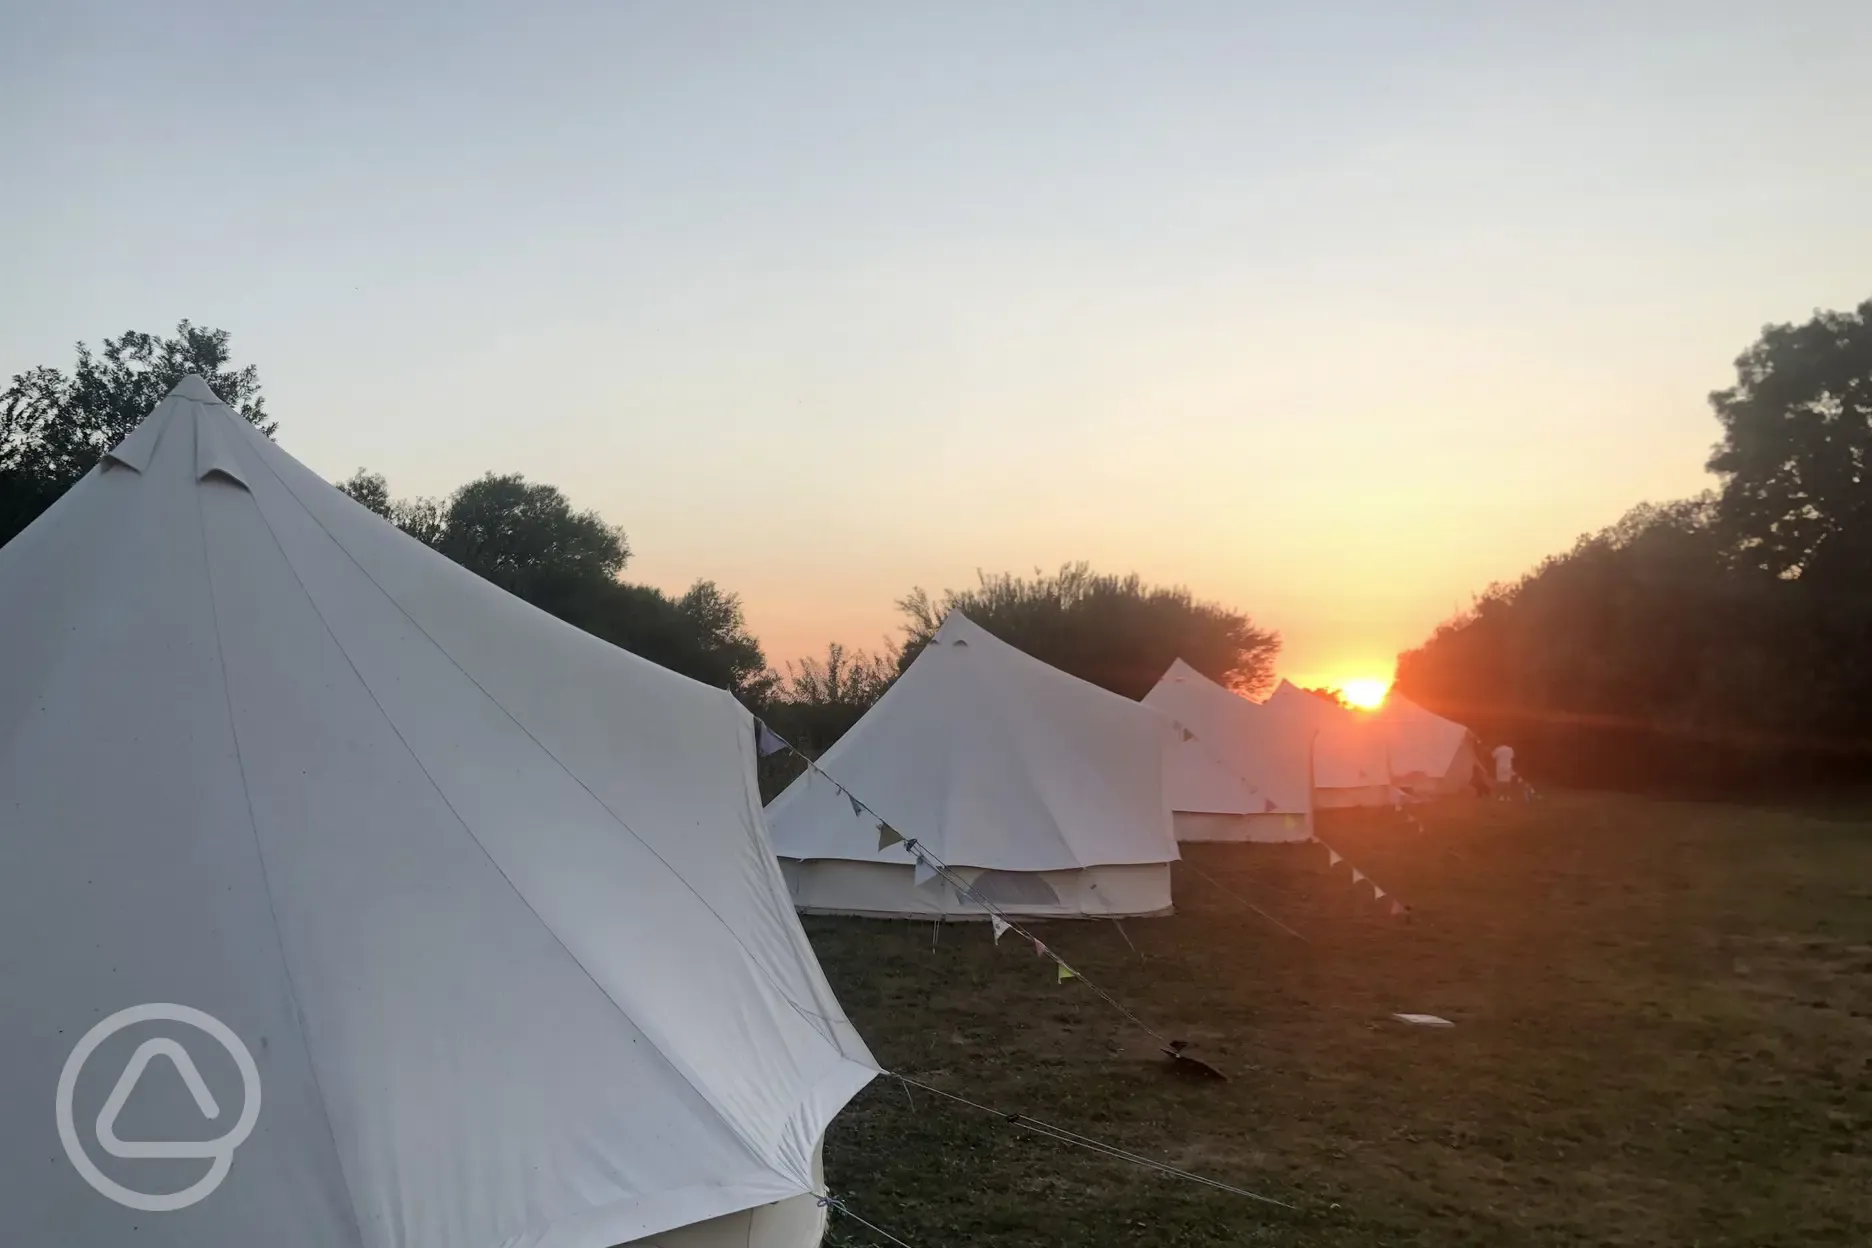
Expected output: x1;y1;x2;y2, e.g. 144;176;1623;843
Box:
805;792;1872;1247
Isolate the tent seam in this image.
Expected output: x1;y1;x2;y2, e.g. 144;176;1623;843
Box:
193;476;370;1248
236;436;838;1186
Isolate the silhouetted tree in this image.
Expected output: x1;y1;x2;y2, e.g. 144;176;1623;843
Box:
1398;492;1872;791
897;563;1279;700
346;468;770;697
434;473;629;598
337;469;392;517
1709;299;1872;583
1400;299;1872;792
752;641;900;799
1;322;271;546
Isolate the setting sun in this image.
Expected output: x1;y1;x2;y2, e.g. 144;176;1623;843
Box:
1337;678;1392;711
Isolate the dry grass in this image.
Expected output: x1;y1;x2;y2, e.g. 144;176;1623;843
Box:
806;792;1872;1247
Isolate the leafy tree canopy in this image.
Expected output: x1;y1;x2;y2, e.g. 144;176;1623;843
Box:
342;468;768;698
897;562;1280;701
1709;298;1872;582
1;322;270;546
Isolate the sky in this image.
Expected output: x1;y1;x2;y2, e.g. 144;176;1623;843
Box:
5;2;1870;691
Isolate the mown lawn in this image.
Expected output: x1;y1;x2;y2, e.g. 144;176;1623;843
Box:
805;792;1872;1247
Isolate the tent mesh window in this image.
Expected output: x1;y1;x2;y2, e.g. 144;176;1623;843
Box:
966;870;1061;907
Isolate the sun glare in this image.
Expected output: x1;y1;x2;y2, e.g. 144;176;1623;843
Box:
1338;678;1391;711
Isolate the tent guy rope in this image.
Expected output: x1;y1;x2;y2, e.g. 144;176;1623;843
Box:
816;1193;921;1248
889;1074;1296;1210
1179;860;1309;941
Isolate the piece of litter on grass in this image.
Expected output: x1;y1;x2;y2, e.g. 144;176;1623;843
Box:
1393;1013;1455;1027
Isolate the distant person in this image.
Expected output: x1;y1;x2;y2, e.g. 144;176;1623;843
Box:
1470;756;1492;798
1491;742;1517;800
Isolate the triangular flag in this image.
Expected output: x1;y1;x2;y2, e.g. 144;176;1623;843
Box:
991;916;1010;943
1285;814;1301;830
847;793;864;819
1057;963;1077;982
1179;727;1195;742
1350;868;1366;885
912;856;939;888
1390;899;1406;917
1032;938;1047;957
1373;885;1387;900
754;720;791;757
877;821;904;850
1263;797;1277;813
1327;849;1343;867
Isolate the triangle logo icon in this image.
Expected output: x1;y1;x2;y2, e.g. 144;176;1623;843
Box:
96;1039;223;1160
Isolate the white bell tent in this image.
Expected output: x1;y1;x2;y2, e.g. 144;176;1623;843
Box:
1142;660;1314;843
1263;680;1396;808
766;612;1180;918
1375;693;1481;798
0;378;877;1248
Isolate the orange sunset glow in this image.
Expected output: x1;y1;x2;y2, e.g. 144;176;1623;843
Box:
1336;678;1392;711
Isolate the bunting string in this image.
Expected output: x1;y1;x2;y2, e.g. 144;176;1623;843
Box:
759;721;1179;1047
760;721;1299;1225
1307;832;1410;918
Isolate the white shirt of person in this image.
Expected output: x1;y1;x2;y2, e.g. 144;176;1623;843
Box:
1491;744;1515;783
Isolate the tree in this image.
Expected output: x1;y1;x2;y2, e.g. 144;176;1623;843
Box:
337;469;392;518
434;473;628;595
1303;686;1350;710
897;562;1279;700
336;469;449;549
1708;299;1872;581
1395;491;1872;791
1;322;271;546
753;641;900;800
339;468;772;698
769;642;897;745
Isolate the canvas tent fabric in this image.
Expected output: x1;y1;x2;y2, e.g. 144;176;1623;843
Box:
1142;659;1314;843
0;377;876;1248
766;612;1180;918
1263;680;1396;807
1376;693;1480;798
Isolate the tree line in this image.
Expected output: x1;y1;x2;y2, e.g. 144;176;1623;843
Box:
13;307;1867;796
1397;298;1872;792
2;325;1277;793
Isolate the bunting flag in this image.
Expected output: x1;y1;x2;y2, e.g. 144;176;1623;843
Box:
876;820;904;850
1372;885;1387;900
1262;797;1277;813
1057;963;1077;982
847;792;865;819
1350;868;1366;885
1327;849;1343;867
1285;815;1303;832
1390;899;1406;917
1033;938;1048;957
991;915;1010;944
754;720;791;757
1179;727;1196;742
911;856;940;889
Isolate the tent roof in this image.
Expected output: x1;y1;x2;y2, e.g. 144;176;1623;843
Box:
1263;679;1392;791
766;612;1178;872
0;378;874;1248
1142;659;1311;816
1375;692;1475;781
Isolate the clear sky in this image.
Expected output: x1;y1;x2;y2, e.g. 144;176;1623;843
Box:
5;2;1869;690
